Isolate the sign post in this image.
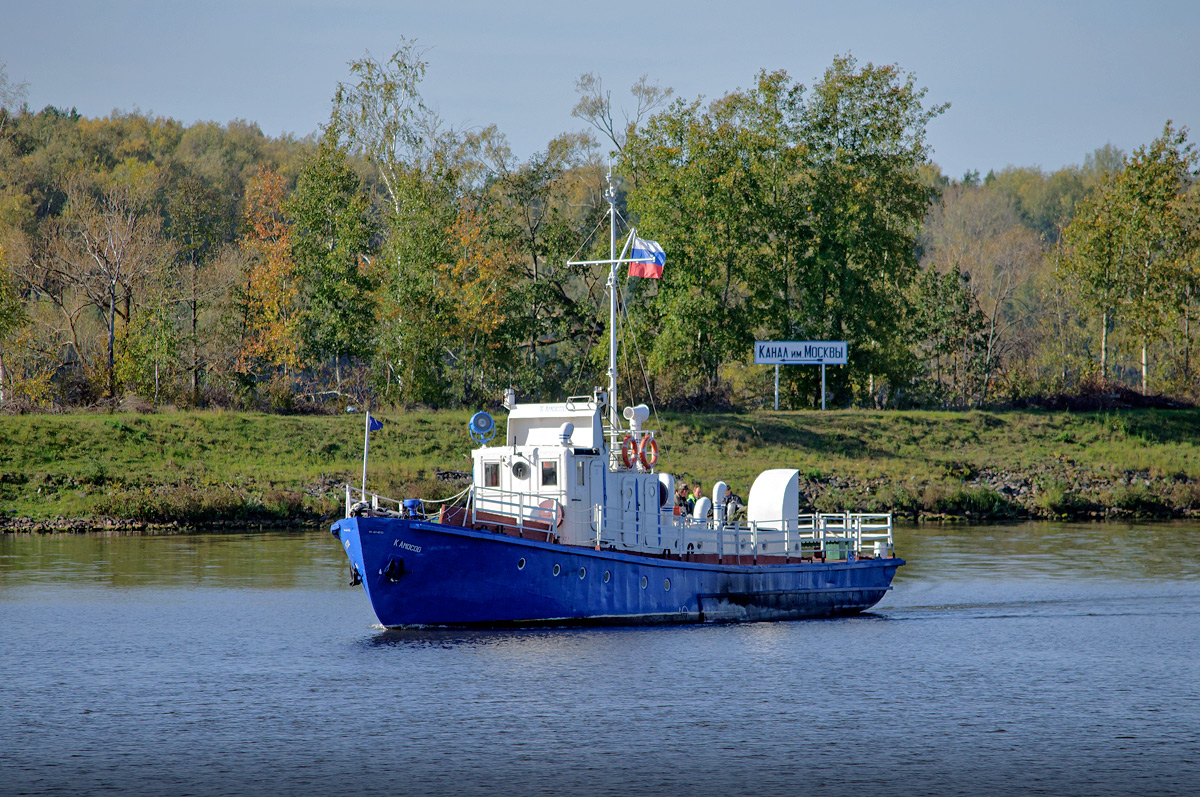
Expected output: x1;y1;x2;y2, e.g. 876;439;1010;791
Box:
754;341;849;411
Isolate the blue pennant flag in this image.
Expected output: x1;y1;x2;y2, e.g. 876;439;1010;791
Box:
368;413;383;432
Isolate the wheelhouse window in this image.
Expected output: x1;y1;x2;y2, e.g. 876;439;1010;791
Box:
541;461;558;487
483;462;500;487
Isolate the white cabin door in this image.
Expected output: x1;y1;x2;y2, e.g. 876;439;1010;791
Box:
643;478;661;550
620;476;636;546
590;461;604;535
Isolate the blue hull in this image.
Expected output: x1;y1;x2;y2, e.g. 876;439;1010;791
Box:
332;516;903;627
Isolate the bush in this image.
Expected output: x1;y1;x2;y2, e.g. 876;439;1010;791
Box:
926;485;1018;517
1107;483;1168;515
263;375;297;413
1167;480;1200;511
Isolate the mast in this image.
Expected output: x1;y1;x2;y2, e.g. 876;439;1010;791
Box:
606;165;618;429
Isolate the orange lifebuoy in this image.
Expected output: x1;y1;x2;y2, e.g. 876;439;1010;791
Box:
639;435;659;468
620;434;637;468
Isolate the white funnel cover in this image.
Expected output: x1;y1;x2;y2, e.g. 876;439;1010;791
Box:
747;469;800;531
713;481;729;524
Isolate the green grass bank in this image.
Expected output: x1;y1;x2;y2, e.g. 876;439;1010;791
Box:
3;408;1200;530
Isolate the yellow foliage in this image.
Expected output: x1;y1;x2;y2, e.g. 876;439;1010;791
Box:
434;203;519;343
237;168;301;372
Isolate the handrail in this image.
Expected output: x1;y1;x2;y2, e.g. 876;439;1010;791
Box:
344;484;894;560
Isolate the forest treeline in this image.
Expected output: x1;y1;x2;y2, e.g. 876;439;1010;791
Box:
1;47;1198;414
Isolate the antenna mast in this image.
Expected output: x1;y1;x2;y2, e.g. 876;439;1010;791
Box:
606;165;618;429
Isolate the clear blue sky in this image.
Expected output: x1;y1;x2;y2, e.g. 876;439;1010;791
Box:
2;0;1197;179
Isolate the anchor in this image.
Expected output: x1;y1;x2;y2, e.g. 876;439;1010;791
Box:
381;557;405;584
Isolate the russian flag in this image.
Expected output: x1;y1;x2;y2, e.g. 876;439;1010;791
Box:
629;235;665;279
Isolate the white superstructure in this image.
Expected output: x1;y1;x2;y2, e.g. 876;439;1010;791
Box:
464;390;893;562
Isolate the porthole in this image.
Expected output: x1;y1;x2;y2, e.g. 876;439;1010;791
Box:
603;571;611;583
640;575;648;590
517;558;526;570
552;564;561;576
664;578;671;591
579;567;587;579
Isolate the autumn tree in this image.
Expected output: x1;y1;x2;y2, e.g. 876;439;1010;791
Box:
921;184;1043;404
432;201;528;404
236;167;300;373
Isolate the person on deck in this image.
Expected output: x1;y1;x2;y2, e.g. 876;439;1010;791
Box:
686;481;705;516
676;484;689;508
726;492;745;522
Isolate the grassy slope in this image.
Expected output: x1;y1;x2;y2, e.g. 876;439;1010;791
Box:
3;407;1200;527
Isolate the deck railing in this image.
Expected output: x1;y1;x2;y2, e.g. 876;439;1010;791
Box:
345;484;413;517
346;484;894;561
599;507;894;561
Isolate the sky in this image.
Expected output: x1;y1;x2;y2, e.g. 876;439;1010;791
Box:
2;0;1198;180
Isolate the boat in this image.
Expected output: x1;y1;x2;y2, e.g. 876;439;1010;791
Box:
331;171;904;627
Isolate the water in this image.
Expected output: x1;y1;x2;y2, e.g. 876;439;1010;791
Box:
1;522;1198;797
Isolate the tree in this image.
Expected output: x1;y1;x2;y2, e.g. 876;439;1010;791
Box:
287;124;378;392
620;57;945;408
1061;185;1122;379
166;173;224;403
0;61;29;143
1117;123;1195;393
572;73;673;156
0;238;29;404
1062;123;1197;391
921;184;1043;404
52;168;171;398
236;167;301;373
486;130;607;396
114;282;178;404
909;264;986;406
431;200;527;404
331;40;441;220
798;55;947;405
619;86;762;404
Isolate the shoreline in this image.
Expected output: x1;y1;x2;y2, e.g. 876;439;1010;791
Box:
4;472;1197;533
5;408;1200;531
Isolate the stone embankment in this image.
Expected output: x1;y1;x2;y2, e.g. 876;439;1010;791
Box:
800;463;1200;521
6;465;1198;533
1;515;322;533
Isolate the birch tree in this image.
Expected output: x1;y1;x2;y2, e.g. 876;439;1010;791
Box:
52;172;171;397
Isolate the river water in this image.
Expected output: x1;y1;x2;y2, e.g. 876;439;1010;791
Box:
1;522;1197;797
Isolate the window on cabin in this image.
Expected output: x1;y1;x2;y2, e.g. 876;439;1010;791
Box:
576;460;585;487
484;463;500;487
541;461;558;487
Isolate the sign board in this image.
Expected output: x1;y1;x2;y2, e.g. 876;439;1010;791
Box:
754;340;848;365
